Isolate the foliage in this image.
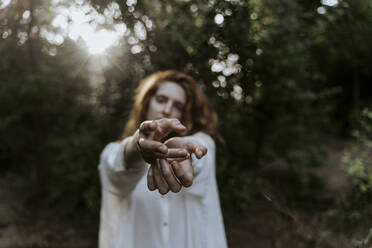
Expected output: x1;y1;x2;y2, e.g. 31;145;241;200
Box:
329;108;372;231
95;0;335;215
353;228;372;248
0;0;105;217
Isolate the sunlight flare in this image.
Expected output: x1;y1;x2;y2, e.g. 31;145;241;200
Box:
50;1;126;55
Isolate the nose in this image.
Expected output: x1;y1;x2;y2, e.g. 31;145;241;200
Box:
162;102;172;117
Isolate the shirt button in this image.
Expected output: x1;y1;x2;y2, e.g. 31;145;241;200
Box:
163;222;168;226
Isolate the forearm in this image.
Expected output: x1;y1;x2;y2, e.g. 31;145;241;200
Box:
98;139;146;197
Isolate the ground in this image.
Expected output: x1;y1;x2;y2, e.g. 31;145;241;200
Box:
0;139;363;248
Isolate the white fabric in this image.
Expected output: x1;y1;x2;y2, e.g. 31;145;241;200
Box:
98;132;228;248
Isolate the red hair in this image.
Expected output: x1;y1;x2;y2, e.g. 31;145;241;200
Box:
122;70;218;140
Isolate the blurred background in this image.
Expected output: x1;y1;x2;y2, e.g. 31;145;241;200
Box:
1;0;372;247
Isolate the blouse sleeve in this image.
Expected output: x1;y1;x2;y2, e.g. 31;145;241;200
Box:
182;132;216;197
98;138;146;197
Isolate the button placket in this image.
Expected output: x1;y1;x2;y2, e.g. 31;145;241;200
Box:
160;194;170;248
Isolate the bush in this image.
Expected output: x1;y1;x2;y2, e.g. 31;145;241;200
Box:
329;108;372;231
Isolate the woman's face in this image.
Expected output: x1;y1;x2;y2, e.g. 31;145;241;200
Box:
146;81;186;120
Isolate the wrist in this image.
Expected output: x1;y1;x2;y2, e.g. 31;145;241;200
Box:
124;133;143;165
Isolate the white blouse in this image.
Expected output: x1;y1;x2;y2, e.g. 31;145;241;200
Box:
98;132;227;248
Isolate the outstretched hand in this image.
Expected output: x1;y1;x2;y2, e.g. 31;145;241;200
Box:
135;118;189;163
147;136;208;194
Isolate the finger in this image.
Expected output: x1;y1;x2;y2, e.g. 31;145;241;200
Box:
153;118;186;140
139;121;158;140
139;120;157;133
152;149;189;159
166;156;191;163
147;166;156;191
175;142;201;159
195;145;208;159
171;160;193;187
138;138;168;154
158;118;186;132
153;159;169;195
166;148;189;158
183;142;207;159
141;149;188;164
160;159;182;193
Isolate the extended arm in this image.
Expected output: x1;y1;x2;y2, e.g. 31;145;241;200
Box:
124;118;190;169
147;135;208;195
99;118;191;196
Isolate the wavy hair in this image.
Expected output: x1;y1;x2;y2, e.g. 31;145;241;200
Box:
122;70;218;140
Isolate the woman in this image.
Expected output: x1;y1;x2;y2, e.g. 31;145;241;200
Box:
98;70;227;248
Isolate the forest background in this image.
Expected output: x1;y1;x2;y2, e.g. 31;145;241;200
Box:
1;0;372;247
